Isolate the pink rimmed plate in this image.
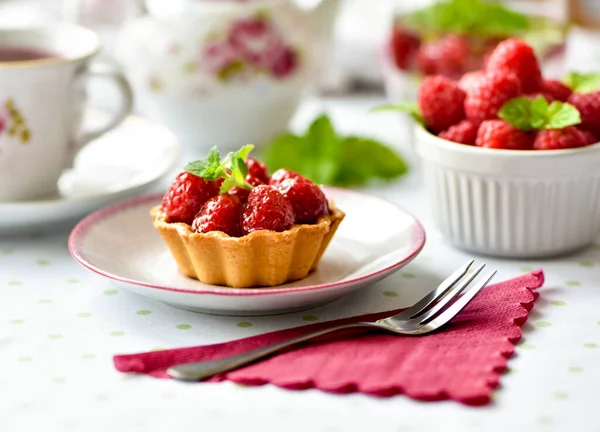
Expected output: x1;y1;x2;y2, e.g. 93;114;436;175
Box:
69;188;426;316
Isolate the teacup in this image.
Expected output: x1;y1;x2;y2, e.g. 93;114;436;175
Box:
0;23;133;202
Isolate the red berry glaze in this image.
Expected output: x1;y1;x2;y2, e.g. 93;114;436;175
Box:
485;38;542;93
246;157;269;183
475;120;533;150
438;120;478;145
241;185;295;235
568;91;600;136
192;194;243;237
269;168;302;186
391;27;420;71
418;75;466;133
464;70;522;125
277;177;328;224
533;127;586;150
542;79;572;102
162;172;220;224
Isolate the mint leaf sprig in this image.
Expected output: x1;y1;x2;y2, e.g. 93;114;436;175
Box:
185;144;255;194
261;114;408;187
371;102;425;126
563;72;600;94
402;0;529;38
499;96;581;131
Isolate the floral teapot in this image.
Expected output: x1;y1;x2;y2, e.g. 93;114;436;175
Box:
114;0;340;155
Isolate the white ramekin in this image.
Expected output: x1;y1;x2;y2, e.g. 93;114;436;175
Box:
414;125;600;258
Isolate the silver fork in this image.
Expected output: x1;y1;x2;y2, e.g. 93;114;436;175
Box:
167;259;496;381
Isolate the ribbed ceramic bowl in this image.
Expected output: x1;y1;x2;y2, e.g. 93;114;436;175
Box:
415;125;600;258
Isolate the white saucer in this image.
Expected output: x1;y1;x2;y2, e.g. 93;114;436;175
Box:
0;113;181;234
69;188;426;316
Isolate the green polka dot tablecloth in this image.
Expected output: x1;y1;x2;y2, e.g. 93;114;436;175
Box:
1;97;599;432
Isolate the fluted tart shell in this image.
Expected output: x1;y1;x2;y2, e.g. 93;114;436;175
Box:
150;204;345;288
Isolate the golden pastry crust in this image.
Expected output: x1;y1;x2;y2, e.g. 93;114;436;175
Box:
151;204;345;288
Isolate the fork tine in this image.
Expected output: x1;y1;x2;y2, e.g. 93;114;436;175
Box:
413;263;486;323
422;271;497;330
399;259;475;320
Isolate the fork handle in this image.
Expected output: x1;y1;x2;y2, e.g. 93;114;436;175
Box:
167;322;378;381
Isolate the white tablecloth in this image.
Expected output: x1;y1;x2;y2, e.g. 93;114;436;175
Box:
1;95;598;432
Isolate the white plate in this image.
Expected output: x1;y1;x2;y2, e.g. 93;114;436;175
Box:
69;189;426;316
0;113;181;234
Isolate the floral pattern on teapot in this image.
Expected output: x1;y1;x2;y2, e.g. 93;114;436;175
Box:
0;99;30;144
144;11;301;94
201;12;299;82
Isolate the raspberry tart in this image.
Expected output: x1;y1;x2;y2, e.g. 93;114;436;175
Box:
151;145;345;288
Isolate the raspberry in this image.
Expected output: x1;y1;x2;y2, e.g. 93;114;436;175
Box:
438;120;478;145
458;71;484;93
228;175;264;203
391;27;420;71
246;157;269;183
417;35;470;79
578;128;598;146
533;126;586;150
276;177;328;224
246;175;264;187
241;185;295;235
464;70;521;125
162;172;220;224
475;120;533;150
269;168;302;186
485;38;542;93
228;188;249;202
542;79;572;102
192;194;243;237
567;92;600;136
418;75;466;133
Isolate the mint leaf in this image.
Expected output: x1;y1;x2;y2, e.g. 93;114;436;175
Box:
300;115;342;184
185;144;254;194
499;96;581;130
544;102;581;129
563;72;600;93
232;156;248;178
207;146;220;165
498;97;534;131
371;102;425;125
529;96;550;129
261;114;409;187
402;0;528;37
335;137;408;186
235;144;255;161
185;146;223;179
262;133;305;174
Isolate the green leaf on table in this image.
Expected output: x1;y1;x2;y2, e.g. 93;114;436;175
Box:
499;96;581;131
335;137;409;187
563;72;600;93
261;114;409;187
371;102;425;126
